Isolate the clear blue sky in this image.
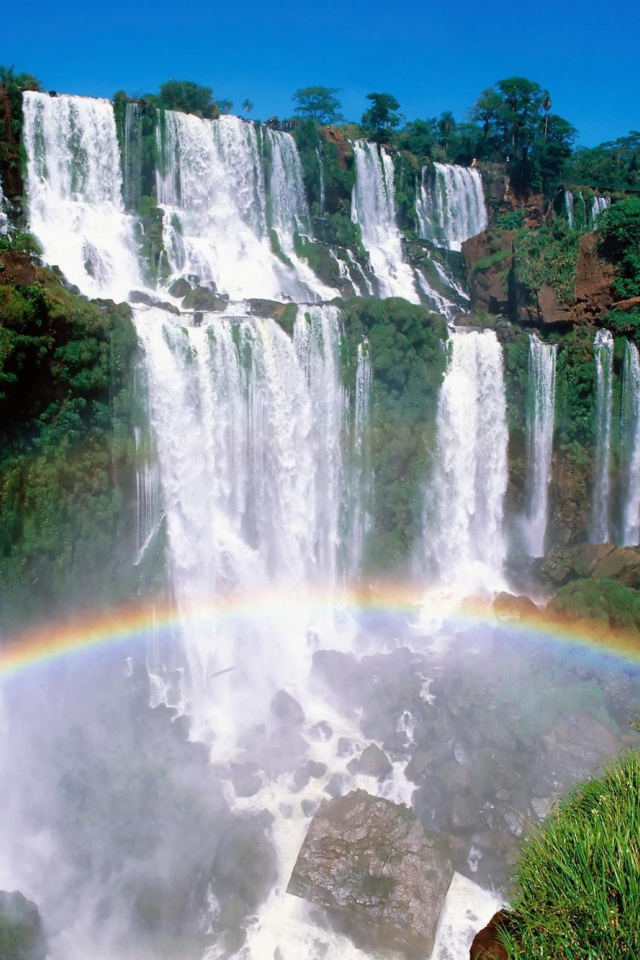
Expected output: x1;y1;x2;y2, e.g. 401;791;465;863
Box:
3;0;638;146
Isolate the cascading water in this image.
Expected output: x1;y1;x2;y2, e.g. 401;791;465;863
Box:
123;101;143;213
347;341;373;577
416;163;488;251
564;189;575;230
22;91;142;300
157;110;334;301
426;329;508;590
621;340;640;545
590;329;614;543
351;140;418;301
0;179;8;233
591;195;611;228
524;334;557;557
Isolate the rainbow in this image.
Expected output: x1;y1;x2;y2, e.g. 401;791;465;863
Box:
1;585;640;682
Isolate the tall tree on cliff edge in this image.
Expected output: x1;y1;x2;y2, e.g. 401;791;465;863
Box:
360;93;404;143
292;87;343;125
471;77;576;196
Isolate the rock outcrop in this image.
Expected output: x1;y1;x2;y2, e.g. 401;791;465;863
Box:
0;891;48;960
462;230;513;316
288;789;454;958
470;909;512;959
540;542;640;589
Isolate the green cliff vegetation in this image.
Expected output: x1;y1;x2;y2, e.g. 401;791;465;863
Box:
500;749;640;959
341;298;447;571
0;235;138;631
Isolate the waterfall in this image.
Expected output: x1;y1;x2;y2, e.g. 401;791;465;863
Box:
316;146;325;217
123;101;143;213
347;341;373;576
157;111;334;301
416;163;488;251
427;329;508;589
22;91;142;300
564;189;575;230
591;195;611;228
524;335;557;557
590;329;614;543
133;304;353;742
351;140;418;301
0;179;8;233
621;341;640;545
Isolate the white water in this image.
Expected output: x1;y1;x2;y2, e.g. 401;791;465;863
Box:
157;111;335;301
347;342;373;577
22;91;142;300
0;180;8;233
427;330;509;591
564;189;575;230
621;340;640;545
351;140;419;301
416;163;488;252
524;335;557;557
591;195;611;228
590;329;614;543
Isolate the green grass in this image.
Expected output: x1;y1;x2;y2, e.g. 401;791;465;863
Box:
501;750;640;958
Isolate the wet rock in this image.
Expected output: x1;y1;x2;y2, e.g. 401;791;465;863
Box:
288;789;454;958
337;737;356;756
492;592;539;621
543;713;621;784
266;727;309;775
128;290;180;314
540;542;640;589
307;760;328;779
271;689;305;726
167;277;192;298
309;721;333;741
301;799;319;817
0;251;36;285
451;795;480;830
230;761;262;798
247;298;282;318
357;743;392;779
324;774;346;798
181;285;226;311
312;650;361;706
470;909;512;959
213;814;278;911
531;797;554;821
0;891;47;960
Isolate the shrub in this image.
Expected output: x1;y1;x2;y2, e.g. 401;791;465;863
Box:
501;750;640;958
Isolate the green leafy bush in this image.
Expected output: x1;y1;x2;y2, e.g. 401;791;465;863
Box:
514;221;579;304
598;198;640;299
547;578;640;633
501;750;640;959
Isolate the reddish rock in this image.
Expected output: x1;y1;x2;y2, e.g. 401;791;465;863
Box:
462;230;513;315
572;232;615;321
0;251;36;285
612;295;640;313
470;909;512;959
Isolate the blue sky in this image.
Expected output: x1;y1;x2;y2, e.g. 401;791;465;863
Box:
3;0;638;146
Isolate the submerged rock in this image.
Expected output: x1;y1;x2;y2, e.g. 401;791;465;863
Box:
167;277;192;298
181;285;226;311
357;743;392;779
128;290;180;314
0;891;48;960
288;789;454;958
271;689;305;726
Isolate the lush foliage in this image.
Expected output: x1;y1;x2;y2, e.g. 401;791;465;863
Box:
501;750;640;959
341;298;447;571
514;220;580;304
0;65;42;202
154;79;224;119
547;578;640;633
598;198;640;299
360;93;404;143
292;86;343;125
565;131;640;191
0;249;138;630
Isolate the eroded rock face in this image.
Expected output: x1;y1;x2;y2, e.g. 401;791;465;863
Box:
0;891;48;960
462;230;513;316
288;789;454;958
470;908;512;959
540;542;640;588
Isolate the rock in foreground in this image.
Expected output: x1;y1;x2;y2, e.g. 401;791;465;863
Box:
287;789;454;958
0;891;48;960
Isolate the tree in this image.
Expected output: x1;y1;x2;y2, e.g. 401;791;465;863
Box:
598;199;640;298
361;93;403;143
155;80;222;119
398;119;437;162
437;111;457;151
292;87;343;125
242;99;254;115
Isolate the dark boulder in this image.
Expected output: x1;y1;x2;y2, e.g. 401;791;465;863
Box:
0;891;48;960
128;290;180;314
167;277;192;298
288;789;454;958
470;909;512;959
271;689;305;726
182;285;226;312
357;743;392;779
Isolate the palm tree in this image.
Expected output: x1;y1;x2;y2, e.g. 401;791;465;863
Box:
242;99;254;116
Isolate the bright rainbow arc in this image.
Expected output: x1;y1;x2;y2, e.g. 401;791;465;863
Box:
2;586;640;682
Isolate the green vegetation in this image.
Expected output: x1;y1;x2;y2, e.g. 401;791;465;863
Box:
0;239;138;630
547;578;640;634
565;131;640;191
360;93;404;143
501;750;640;959
341;298;447;571
292;86;343;125
0;65;41;204
598;198;640;299
154;79;226;119
514;219;580;304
